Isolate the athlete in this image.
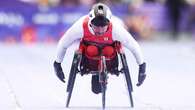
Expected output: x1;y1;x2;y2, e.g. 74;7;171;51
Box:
53;3;147;94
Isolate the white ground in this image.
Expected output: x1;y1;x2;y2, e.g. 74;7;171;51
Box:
0;40;195;110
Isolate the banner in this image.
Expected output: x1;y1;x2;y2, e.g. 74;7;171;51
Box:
0;1;190;43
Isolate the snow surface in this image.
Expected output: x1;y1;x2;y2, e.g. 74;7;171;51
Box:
0;41;195;110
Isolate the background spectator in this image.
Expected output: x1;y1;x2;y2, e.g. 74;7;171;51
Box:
165;0;189;39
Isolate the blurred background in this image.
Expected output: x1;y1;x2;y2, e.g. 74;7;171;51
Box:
0;0;195;43
1;0;195;110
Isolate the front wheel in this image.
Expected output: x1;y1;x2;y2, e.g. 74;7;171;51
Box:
99;56;108;109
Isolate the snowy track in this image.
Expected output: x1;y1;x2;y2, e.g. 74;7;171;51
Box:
0;41;195;110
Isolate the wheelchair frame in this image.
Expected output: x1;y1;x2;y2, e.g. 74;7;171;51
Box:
65;42;134;109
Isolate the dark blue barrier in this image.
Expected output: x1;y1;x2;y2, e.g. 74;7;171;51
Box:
0;1;89;42
0;1;191;42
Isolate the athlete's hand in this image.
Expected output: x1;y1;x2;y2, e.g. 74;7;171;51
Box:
136;62;146;86
53;61;65;83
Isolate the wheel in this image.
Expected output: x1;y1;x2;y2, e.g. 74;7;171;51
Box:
99;56;108;109
119;53;134;107
66;51;82;107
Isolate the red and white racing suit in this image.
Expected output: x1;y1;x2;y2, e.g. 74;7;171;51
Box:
81;16;115;59
55;15;144;66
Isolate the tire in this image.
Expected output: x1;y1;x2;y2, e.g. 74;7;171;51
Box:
66;52;82;107
119;53;134;107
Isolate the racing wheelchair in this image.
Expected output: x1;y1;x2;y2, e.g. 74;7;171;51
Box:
66;41;134;109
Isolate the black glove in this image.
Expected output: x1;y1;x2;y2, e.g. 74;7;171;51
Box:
136;62;146;86
53;61;65;83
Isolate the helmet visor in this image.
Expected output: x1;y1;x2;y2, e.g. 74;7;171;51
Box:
91;16;109;27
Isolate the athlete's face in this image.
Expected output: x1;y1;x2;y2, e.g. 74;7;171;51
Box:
91;24;108;36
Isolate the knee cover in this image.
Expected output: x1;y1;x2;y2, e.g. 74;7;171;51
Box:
102;46;115;57
86;45;99;57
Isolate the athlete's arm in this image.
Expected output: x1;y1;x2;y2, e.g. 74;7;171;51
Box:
55;16;86;63
112;20;144;65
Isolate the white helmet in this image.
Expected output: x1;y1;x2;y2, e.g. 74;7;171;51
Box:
89;3;112;26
